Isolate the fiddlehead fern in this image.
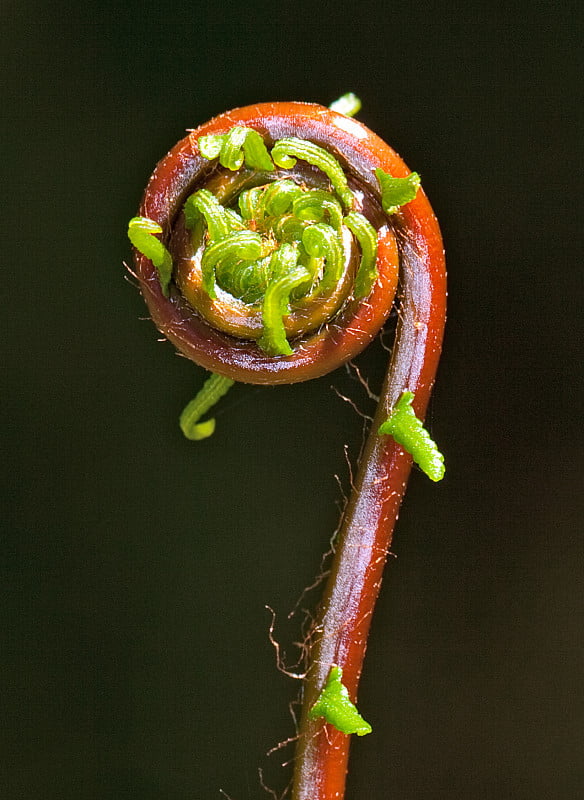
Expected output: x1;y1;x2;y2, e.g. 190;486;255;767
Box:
130;101;404;386
128;97;447;800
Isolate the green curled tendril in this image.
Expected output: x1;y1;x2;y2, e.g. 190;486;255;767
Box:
272;215;306;244
179;373;235;440
292;189;343;232
309;665;372;736
199;126;274;172
201;230;263;299
184;188;243;241
344;212;379;298
271;138;355;210
378;391;445;481
238;186;264;221
375;168;421;215
256;179;304;220
301;223;343;290
215;252;270;304
258;245;311;356
128;217;173;297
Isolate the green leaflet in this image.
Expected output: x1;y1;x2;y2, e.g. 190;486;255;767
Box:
238;186;264;221
198;127;274;172
378;391;445;481
198;134;224;160
258;179;303;219
258;245;310;356
271;214;306;244
241;128;276;172
179;373;235;441
375;168;421;215
271;137;355;210
344;212;379;298
201;231;263;299
293;190;343;232
329;92;362;118
184;189;242;241
220;127;248;170
215;253;273;303
302;223;343;290
128;216;173;297
309;665;372;736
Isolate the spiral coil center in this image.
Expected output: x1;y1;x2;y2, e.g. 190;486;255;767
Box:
128;103;421;383
171;130;379;356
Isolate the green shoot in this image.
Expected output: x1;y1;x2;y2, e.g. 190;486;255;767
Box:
344;212;379;298
271;137;355;209
375;168;421;215
329;93;362;117
258;247;310;356
309;665;372;736
128;217;173;296
378;391;445;481
179;373;235;441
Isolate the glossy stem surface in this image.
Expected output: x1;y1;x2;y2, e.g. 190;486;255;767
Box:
291;190;446;800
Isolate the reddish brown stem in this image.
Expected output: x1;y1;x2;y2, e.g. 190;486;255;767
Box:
292;184;446;799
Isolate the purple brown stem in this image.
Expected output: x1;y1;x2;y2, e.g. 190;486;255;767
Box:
291;207;446;800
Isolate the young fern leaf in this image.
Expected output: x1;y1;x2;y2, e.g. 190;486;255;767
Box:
198;127;274;172
198;134;225;160
201;231;263;299
128;217;173;296
301;223;343;289
258;245;310;356
329;92;362;118
344;211;379;298
293;190;343;232
378;391;445;481
184;189;241;241
309;666;372;737
220;127;249;170
238;186;264;221
259;179;304;218
375;168;421;215
179;373;235;441
241;128;276;172
271;138;355;210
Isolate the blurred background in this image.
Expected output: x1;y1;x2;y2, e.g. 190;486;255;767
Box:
2;1;582;798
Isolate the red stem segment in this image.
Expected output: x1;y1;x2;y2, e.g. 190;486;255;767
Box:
291;186;446;799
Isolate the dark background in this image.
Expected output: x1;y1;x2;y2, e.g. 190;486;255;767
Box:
2;1;582;798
